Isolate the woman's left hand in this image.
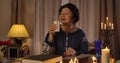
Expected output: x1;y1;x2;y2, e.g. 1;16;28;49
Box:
64;47;76;56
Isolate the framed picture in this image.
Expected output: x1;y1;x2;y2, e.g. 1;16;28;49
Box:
7;47;19;60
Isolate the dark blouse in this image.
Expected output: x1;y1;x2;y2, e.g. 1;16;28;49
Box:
45;28;88;55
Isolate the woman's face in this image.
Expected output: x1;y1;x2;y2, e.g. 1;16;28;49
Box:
59;8;73;24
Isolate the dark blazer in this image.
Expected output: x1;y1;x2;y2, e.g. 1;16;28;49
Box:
45;28;88;55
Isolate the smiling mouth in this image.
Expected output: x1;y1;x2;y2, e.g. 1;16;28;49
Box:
61;18;65;21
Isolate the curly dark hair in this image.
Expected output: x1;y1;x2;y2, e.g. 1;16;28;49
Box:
59;3;79;24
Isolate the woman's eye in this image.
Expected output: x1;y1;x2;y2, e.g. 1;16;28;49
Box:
65;13;68;15
60;13;70;16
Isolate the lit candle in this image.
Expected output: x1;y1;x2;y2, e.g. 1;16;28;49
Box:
101;47;110;63
69;59;73;63
106;17;108;21
109;22;112;29
92;56;97;63
104;24;107;30
74;57;79;63
101;22;103;30
106;17;109;24
111;23;114;30
109;22;112;27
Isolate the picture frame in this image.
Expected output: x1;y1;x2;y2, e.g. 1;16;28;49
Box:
7;47;19;60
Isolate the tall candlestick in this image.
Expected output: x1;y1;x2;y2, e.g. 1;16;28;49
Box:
101;47;110;63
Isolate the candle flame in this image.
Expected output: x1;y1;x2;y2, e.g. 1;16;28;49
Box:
60;61;62;63
111;23;114;29
106;17;108;21
101;22;103;29
69;59;73;63
105;47;108;49
74;57;79;62
92;56;97;60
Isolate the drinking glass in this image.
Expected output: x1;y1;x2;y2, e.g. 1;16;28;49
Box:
95;40;102;58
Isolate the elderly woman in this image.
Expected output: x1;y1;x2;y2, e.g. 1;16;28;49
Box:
45;3;88;56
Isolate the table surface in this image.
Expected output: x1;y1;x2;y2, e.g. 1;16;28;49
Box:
62;54;115;63
62;54;93;63
0;54;115;63
0;58;22;63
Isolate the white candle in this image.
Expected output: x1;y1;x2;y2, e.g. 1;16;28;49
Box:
109;22;112;29
92;56;97;63
104;24;107;30
106;17;109;24
101;22;103;30
106;17;108;21
111;23;114;30
101;47;110;63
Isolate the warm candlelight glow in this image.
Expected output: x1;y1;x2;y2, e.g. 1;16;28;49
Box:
110;58;115;63
101;22;103;29
105;47;108;50
109;22;112;27
111;23;114;30
104;24;107;30
106;17;108;21
69;59;73;63
106;17;109;25
69;57;79;63
74;57;79;63
101;17;114;30
92;56;97;60
92;56;97;63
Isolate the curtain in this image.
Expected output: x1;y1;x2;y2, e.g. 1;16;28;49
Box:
69;0;120;60
11;0;35;54
69;0;100;43
99;0;115;59
11;0;35;35
33;0;61;55
113;0;120;60
99;0;120;60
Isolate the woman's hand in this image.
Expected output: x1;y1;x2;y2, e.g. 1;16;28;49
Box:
49;24;57;34
48;24;57;42
64;47;76;56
